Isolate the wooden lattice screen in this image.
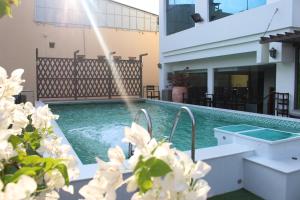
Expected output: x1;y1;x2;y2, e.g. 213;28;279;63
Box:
36;49;146;100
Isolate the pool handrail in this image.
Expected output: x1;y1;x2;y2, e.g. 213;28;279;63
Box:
134;109;153;136
128;109;153;157
168;106;196;162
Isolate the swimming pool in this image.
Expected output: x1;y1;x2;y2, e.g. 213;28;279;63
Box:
49;100;300;164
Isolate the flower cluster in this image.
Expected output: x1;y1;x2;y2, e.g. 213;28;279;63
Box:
80;122;211;200
0;66;79;199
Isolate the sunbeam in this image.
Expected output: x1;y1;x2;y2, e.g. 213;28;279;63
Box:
78;0;139;117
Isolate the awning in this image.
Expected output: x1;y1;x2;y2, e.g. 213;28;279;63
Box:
260;30;300;45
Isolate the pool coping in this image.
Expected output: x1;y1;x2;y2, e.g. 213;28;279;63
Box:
38;98;300;181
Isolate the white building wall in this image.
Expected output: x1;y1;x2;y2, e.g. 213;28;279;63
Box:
159;0;300;111
160;0;294;59
276;63;295;111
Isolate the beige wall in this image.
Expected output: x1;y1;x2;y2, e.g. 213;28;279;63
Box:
0;0;159;100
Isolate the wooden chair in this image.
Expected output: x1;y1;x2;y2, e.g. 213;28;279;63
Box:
145;85;160;100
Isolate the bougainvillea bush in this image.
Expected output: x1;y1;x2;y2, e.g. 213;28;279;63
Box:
0;66;79;199
79;122;211;200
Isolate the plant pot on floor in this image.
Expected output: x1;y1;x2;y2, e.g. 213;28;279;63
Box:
172;86;188;103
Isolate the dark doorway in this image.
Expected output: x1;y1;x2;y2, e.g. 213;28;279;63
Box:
214;65;276;113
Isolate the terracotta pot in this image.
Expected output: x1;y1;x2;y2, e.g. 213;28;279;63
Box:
172;86;188;103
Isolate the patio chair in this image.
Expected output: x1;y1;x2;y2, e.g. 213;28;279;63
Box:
145;85;160;100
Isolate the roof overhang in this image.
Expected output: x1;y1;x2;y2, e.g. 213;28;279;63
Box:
260;30;300;46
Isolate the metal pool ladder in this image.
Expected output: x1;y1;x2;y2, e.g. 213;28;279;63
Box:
168;106;196;162
128;109;153;157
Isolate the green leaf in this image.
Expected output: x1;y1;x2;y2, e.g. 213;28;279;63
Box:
55;164;69;186
20;155;43;165
133;155;144;173
8;135;23;149
23;131;41;151
136;168;152;193
44;158;60;172
148;158;172;177
0;0;20;17
5;167;42;184
142;180;153;191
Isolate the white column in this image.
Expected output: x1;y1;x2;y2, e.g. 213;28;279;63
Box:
159;63;169;91
276;63;295;111
207;68;214;95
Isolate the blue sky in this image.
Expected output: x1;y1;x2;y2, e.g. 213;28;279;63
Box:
113;0;159;14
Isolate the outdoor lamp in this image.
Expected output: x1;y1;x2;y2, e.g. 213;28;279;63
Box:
191;13;204;23
269;47;277;59
49;42;55;48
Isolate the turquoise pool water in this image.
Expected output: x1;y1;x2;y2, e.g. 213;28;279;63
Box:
217;125;300;141
50;101;300;164
240;129;299;141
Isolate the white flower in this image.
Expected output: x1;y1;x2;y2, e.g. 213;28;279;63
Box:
36;190;60;200
0;140;17;160
108;146;125;166
32;105;58;130
81;117;211;200
191;161;211;180
62;185;74;194
126;177;138;193
123;122;151;150
0;179;3;190
44;169;65;190
24;102;35;116
12;104;29;130
0;67;24;100
0;66;79;200
0;99;15;130
80;158;123;200
3;175;37;200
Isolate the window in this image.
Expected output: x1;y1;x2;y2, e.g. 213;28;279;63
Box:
209;0;266;21
166;0;195;35
35;0;158;32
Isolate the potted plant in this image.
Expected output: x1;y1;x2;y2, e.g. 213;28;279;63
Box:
169;73;190;103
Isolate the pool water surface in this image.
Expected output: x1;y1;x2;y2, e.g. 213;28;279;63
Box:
50;101;300;164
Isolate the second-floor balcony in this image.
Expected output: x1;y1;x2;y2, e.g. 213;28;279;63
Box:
160;0;300;58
